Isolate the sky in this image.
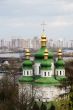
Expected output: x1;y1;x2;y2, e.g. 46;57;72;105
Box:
0;0;73;40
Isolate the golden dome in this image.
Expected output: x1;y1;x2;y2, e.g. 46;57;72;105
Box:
44;48;48;59
57;48;62;58
44;48;48;53
41;32;47;47
25;49;30;59
25;49;30;53
58;48;62;53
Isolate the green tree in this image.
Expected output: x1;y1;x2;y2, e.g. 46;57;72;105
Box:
40;102;47;110
32;102;39;110
49;103;55;110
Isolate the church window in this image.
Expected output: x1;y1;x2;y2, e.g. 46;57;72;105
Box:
27;71;29;75
24;71;25;75
39;99;40;101
57;71;58;75
60;71;61;75
63;71;64;75
48;72;49;76
30;71;32;75
44;72;46;76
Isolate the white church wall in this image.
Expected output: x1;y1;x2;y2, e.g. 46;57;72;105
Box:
41;70;52;77
33;86;67;102
51;62;54;75
55;69;65;76
34;63;40;75
23;69;33;76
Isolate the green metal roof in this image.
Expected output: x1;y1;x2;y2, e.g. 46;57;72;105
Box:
22;59;33;69
41;60;51;67
40;59;51;70
19;76;33;82
19;75;67;86
55;58;65;69
35;47;53;59
56;76;67;81
40;67;51;70
34;77;60;85
34;76;67;86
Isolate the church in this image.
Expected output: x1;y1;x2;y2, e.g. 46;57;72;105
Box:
19;31;67;102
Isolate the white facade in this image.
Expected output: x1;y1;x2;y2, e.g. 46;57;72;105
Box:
55;69;65;76
23;69;33;76
41;70;52;77
33;86;66;102
51;62;55;75
34;61;55;77
34;63;41;75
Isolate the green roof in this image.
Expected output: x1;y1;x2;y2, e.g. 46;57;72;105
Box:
55;58;65;69
40;67;51;70
56;76;67;81
22;59;33;69
19;76;33;82
33;76;67;86
40;59;51;70
35;47;53;60
19;75;67;85
34;77;60;85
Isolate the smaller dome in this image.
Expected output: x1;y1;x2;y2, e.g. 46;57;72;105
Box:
41;60;51;70
57;48;63;56
22;59;33;68
44;48;48;53
25;49;31;57
58;48;62;53
25;49;30;53
55;59;65;69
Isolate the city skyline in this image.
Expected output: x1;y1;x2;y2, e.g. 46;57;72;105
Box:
0;0;73;40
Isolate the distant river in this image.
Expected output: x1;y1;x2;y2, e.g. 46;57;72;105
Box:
0;49;73;61
0;52;24;58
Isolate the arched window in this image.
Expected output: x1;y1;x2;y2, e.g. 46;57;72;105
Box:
60;71;61;75
24;71;25;75
57;71;58;75
27;71;29;75
44;72;46;76
63;71;64;75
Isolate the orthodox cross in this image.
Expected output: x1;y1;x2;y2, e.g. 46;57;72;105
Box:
41;22;46;32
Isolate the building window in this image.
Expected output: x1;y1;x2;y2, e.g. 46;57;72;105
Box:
24;71;25;75
27;71;29;75
57;71;58;75
48;72;49;76
44;72;46;76
39;99;40;101
60;71;61;75
63;71;64;74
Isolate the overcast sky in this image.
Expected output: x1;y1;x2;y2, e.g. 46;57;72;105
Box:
0;0;73;40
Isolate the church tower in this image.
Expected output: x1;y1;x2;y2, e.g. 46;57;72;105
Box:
40;49;52;77
22;49;33;76
34;32;48;76
55;48;65;76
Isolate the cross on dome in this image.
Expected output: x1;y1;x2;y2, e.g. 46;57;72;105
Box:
41;22;46;33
